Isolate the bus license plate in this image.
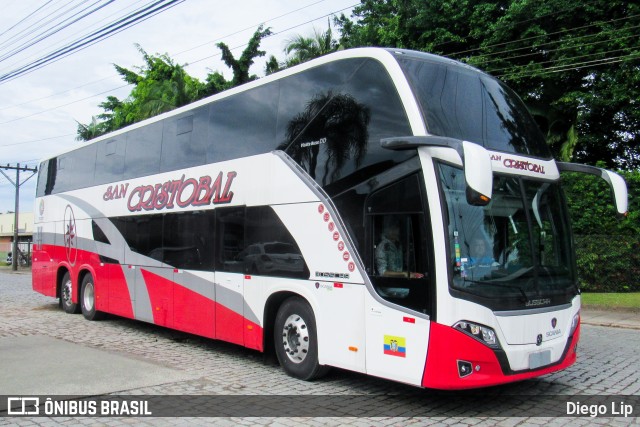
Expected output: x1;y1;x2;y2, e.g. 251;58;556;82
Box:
529;350;551;369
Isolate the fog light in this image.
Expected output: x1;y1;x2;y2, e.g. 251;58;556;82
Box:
457;360;473;378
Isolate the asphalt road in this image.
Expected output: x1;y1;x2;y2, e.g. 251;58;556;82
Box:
0;270;638;425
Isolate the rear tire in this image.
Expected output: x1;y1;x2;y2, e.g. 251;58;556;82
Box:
60;272;79;314
81;274;104;321
274;297;329;381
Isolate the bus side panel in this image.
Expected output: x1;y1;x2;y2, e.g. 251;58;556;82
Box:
173;271;216;339
364;292;430;386
104;263;134;319
139;268;175;328
214;271;245;346
32;245;57;297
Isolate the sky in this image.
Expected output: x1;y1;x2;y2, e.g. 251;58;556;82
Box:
0;0;358;214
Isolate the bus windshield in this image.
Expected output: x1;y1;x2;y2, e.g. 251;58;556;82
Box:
438;163;577;306
397;55;551;159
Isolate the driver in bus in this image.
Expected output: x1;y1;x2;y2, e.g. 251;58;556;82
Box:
468;237;496;268
376;217;424;279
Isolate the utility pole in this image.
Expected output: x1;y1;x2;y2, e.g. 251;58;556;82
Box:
1;163;38;271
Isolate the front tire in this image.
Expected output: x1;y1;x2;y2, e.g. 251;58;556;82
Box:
81;274;104;321
274;297;329;381
60;272;79;314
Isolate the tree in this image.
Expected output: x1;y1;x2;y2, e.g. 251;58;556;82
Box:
77;27;273;140
284;21;339;67
215;25;272;87
337;0;640;169
75;117;107;141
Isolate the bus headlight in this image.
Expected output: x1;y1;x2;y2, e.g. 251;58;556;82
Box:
569;312;580;336
454;320;499;348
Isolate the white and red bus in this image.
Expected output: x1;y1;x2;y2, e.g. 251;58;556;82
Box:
32;48;627;389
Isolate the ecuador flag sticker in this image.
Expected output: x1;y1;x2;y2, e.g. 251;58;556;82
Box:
383;335;406;358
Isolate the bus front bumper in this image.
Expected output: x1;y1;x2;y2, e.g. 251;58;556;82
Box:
422;321;580;390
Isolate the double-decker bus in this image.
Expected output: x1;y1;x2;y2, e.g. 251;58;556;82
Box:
32;48;627;389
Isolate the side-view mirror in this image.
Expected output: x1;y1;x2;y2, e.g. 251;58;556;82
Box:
381;136;493;206
557;162;628;217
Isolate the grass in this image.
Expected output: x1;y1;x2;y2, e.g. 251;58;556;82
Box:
581;292;640;310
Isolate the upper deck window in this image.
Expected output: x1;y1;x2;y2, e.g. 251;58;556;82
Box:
398;56;551;159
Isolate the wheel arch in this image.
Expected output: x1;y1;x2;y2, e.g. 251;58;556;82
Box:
56;266;71;299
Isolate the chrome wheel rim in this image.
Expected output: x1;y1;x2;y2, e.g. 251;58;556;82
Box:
281;314;310;364
83;281;94;312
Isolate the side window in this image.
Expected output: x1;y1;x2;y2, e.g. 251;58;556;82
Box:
277;58;414;190
215;207;245;273
162;211;216;270
161;107;209;172
94;136;125;185
365;174;432;314
55;145;98;192
243;206;309;279
207;84;279;163
124;122;162;179
111;214;164;265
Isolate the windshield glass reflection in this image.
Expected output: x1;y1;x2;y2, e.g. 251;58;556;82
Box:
439;163;576;301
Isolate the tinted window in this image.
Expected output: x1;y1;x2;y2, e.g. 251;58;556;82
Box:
55;144;97;192
112;214;164;263
124;122;162;179
36;159;53;197
278;58;413;191
399;57;550;158
91;220;110;244
162;210;215;270
207;84;279;163
161;107;209;172
215;207;245;272
111;210;216;270
94;136;125;185
242;206;309;279
365;174;432;314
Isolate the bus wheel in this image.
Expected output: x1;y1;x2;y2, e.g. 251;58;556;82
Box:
274;297;329;381
81;274;104;321
60;272;79;314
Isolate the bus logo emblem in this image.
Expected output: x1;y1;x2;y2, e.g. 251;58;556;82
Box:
64;205;77;266
551;318;557;328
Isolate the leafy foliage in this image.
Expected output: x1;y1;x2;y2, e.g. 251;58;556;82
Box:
76;28;272;140
337;0;640;169
563;167;639;291
283;21;338;67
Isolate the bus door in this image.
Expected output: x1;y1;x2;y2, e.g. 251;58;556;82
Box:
214;207;246;346
363;174;433;385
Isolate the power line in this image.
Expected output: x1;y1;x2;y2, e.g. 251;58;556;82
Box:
497;51;640;79
0;0;90;55
0;0;55;38
447;13;640;60
0;0;333;113
187;3;358;67
491;44;633;75
471;25;640;69
0;0;184;83
0;0;150;73
0;1;357;128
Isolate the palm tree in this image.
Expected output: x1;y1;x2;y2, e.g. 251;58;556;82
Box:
278;91;370;186
284;20;338;67
76;117;107;141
